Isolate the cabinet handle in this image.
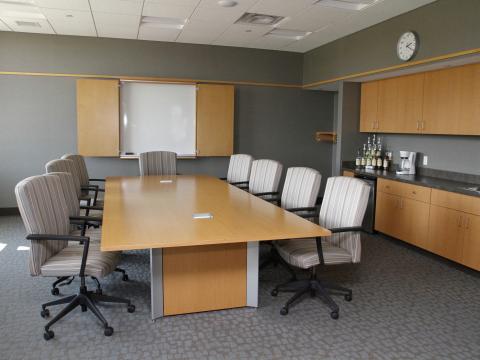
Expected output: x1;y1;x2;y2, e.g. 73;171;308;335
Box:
457;216;463;228
400;199;404;209
421;121;425;130
465;217;470;229
416;121;420;130
372;122;375;129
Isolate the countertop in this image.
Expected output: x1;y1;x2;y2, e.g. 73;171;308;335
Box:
342;164;480;198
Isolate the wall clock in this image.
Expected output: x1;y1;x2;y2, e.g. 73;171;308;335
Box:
397;31;418;61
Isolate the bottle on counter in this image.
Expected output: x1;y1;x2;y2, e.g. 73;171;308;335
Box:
355;149;362;167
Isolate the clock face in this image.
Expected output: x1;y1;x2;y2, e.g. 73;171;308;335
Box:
397;31;418;61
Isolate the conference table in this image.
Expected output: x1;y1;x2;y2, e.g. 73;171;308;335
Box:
101;175;330;320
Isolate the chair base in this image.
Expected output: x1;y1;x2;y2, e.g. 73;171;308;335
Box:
40;285;135;340
271;269;352;320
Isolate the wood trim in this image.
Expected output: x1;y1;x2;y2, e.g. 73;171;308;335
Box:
0;71;301;89
303;47;480;89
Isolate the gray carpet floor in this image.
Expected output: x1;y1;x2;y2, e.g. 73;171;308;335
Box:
0;215;479;360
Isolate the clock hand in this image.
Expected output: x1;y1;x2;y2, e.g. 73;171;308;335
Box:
406;43;414;50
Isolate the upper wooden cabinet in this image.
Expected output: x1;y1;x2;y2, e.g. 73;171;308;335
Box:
196;84;234;157
423;63;480;135
77;79;120;157
359;81;378;132
359;63;480;136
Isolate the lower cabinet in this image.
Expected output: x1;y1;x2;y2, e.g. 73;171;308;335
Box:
376;181;480;271
375;191;430;249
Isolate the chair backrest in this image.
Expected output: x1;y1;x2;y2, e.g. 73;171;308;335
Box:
248;159;283;195
281;167;321;210
45;159;81;198
319;177;370;263
47;172;80;218
139;151;177;176
15;175;71;276
227;154;253;183
61;154;90;187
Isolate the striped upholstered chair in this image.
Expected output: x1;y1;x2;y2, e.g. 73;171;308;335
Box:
260;167;321;271
247;159;283;201
62;153;105;205
15;174;134;340
222;154;253;187
272;176;369;320
139;151;177;176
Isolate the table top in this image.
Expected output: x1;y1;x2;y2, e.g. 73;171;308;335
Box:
101;175;330;251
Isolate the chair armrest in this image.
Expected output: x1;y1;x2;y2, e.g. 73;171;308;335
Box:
80;205;103;211
70;216;102;224
285;206;317;213
89;178;105;182
219;177;227;180
329;226;364;234
231;181;249;186
286;207;319;219
81;185;100;206
26;234;90;277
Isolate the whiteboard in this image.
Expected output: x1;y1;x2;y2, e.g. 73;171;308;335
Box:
120;82;196;156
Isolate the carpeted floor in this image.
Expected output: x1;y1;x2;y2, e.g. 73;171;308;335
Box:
0;215;479;360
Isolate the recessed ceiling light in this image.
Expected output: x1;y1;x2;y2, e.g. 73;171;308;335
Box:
265;28;312;40
141;16;187;30
66;14;73;18
218;0;238;7
314;0;377;11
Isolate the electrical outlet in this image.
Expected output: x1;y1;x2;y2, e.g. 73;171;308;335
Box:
423;155;428;166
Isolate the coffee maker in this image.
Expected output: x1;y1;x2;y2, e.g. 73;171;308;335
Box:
396;151;416;175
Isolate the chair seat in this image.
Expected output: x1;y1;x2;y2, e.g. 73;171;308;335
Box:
70;227;102;242
41;243;119;278
275;238;353;269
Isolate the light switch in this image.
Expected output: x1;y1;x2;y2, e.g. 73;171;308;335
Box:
423;155;428;166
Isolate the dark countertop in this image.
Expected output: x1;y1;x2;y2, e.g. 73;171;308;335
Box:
342;163;480;198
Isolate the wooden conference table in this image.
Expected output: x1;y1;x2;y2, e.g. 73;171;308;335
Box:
101;175;330;320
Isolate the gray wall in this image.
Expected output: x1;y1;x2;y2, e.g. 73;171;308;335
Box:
0;32;302;85
0;75;333;207
303;0;480;84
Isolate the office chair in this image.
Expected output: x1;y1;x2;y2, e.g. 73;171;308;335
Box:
62;153;105;206
46;171;128;294
15;174;135;340
271;176;369;319
247;159;283;201
139;151;177;176
220;154;253;187
260;167;321;272
46;158;99;208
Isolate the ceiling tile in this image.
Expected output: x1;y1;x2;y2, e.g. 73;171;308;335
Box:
212;23;269;47
249;0;312;17
142;2;196;19
176;30;218;44
93;12;140;38
138;25;180;41
198;0;257;9
146;0;200;6
90;0;143;16
0;16;54;34
281;4;352;32
34;0;91;11
41;8;96;36
0;19;11;31
246;35;296;50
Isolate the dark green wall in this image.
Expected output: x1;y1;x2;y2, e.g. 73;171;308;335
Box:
303;0;480;84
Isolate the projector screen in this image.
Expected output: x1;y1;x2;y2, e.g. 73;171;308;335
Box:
120;82;196;157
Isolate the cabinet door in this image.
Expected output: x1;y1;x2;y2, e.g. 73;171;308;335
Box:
77;79;119;156
428;205;464;262
360;81;378;132
462;214;480;270
399;198;430;249
377;73;424;133
375;191;401;238
423;63;480;135
196;84;234;157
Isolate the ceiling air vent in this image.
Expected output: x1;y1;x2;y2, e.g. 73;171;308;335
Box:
15;20;41;27
235;12;284;26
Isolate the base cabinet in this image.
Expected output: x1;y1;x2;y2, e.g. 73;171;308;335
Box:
461;214;480;271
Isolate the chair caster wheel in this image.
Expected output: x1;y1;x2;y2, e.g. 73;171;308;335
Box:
271;289;278;297
40;309;50;318
122;274;129;281
127;304;135;313
95;288;103;295
51;288;59;296
330;311;339;320
280;307;289;316
344;294;352;302
44;330;54;341
104;326;114;336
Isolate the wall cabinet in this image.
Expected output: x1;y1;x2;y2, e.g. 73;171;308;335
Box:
360;63;480;136
375;179;480;271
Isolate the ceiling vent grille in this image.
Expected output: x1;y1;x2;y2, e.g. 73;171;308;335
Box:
15;20;41;27
235;12;284;26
